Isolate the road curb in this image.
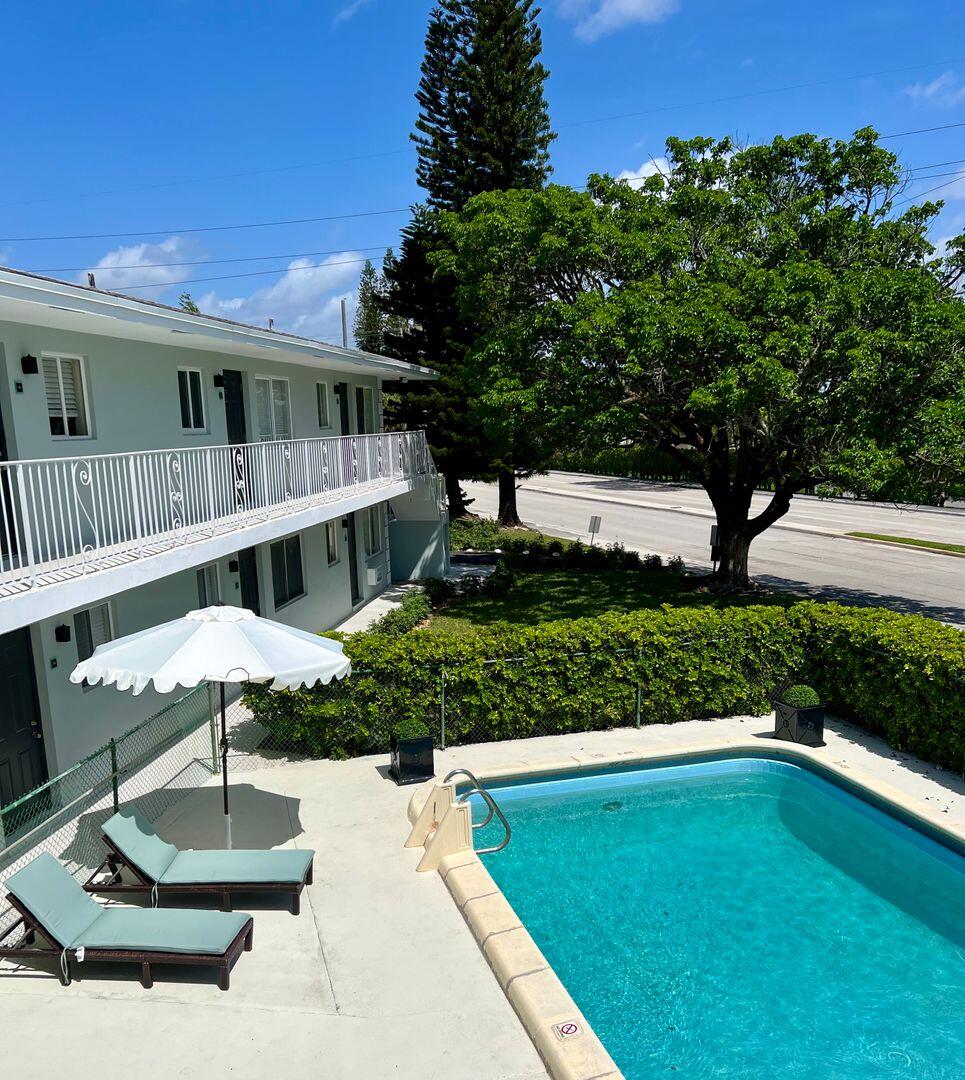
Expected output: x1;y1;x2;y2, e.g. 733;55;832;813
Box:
844;535;965;559
524;486;842;541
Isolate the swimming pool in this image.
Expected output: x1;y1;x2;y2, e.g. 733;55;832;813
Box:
474;756;965;1079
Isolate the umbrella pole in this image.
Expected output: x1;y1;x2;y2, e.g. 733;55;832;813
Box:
220;682;232;849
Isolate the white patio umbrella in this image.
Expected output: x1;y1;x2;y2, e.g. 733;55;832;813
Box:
70;606;351;847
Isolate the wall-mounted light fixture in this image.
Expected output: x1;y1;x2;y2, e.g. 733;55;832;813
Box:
228;559;240;574
213;373;225;388
54;624;71;643
20;354;38;375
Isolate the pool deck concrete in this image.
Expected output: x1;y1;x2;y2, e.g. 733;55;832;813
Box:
1;715;961;1080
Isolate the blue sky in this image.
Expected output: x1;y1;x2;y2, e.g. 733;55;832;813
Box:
2;0;963;342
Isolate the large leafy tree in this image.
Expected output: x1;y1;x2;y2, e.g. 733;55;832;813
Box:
439;130;965;585
385;0;554;522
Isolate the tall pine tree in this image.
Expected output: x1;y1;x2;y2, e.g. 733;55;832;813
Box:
353;259;386;353
385;0;554;523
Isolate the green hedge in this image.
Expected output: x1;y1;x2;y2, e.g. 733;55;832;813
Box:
802;605;964;770
244;602;964;769
244;604;806;759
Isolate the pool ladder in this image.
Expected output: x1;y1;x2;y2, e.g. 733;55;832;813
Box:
405;768;511;871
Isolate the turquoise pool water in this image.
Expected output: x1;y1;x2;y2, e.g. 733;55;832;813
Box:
475;757;964;1079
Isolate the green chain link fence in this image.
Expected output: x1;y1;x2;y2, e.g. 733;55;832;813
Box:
0;685;215;937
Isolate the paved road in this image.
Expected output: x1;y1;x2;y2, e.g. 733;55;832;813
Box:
462;472;965;624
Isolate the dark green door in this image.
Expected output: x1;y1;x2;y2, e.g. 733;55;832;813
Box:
0;628;46;808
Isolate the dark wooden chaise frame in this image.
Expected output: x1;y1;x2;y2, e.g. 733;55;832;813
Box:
0;892;253;990
84;836;314;915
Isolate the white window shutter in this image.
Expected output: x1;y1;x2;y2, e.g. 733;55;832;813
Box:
88;603;112;648
43;357;62;416
61;358;81;418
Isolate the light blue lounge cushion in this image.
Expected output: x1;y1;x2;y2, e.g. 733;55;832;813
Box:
74;907;250;955
160;848;314;885
4;852;101;947
102;809;178;882
5;853;249;956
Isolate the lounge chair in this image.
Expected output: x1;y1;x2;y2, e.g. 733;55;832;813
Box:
86;808;314;915
0;853;253;989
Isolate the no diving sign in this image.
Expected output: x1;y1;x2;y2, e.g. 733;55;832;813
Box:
553;1020;582;1040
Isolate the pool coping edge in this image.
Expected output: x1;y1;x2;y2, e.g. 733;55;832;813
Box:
413;733;963;1080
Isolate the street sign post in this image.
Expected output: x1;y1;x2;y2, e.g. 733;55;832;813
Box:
588;515;602;546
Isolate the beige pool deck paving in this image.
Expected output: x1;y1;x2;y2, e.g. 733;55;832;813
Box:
1;715;961;1080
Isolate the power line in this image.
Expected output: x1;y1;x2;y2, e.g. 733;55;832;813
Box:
36;244;393;274
116;168;965;291
121;254;386;291
0;207;411;244
893;175;965;206
0;149;413;211
2;59;963;222
27;158;965;274
879;121;965;140
560;61;965;130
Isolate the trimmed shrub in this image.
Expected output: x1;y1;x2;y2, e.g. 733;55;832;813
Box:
801;604;964;771
243;601;964;771
367;589;432;637
780;684;821;708
245;604;805;759
391;716;429;741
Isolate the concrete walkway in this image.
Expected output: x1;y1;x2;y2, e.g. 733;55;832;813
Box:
335;581;422;634
1;716;960;1079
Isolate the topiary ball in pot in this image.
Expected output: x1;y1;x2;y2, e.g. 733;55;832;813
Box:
774;683;825;747
389;717;435;785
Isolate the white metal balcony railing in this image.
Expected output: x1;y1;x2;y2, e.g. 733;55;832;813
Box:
0;431;436;599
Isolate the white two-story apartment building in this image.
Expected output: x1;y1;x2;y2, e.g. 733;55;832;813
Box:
0;267;447;808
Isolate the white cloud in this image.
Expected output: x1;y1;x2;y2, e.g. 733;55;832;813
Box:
83;236;194;291
904;71;965;108
617;156;670;185
334;0;372;26
559;0;679;42
197;253;364;342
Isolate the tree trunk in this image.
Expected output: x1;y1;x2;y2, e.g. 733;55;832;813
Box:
713;523;753;588
444;473;468;519
709;484;794;589
497;469;521;526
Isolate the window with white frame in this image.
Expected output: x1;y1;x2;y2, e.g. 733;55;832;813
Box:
178;368;206;432
270;534;305;608
74;602;113;691
363;505;383;557
254;376;292;441
43;354;90;438
325;520;339;565
316;382;330;428
197;564;221;607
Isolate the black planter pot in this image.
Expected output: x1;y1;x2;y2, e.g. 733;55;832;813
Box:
773;700;826;747
388;734;435;785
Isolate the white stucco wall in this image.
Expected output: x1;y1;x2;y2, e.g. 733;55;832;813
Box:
0;315;442;781
0;318;378;461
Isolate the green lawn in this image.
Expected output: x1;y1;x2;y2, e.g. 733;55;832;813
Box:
426;569;788;636
847;532;965;555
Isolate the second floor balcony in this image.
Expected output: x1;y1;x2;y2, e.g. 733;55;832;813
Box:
0;430;438;631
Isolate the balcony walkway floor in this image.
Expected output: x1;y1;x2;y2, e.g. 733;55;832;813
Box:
0;476;398;601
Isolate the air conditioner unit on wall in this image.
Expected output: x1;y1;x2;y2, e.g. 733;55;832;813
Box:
367;567;384;587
